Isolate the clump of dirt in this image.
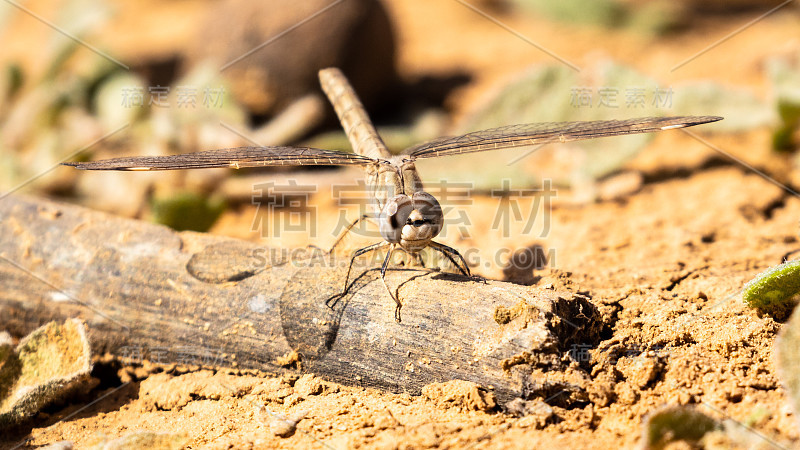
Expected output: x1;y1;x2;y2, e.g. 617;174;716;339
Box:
422;380;497;413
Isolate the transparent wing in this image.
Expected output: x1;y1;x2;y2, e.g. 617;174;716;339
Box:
403;116;723;160
63;146;381;171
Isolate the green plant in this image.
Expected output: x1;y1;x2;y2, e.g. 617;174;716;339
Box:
742;259;800;314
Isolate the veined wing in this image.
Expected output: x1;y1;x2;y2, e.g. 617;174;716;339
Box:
403;116;723;160
64;146;381;171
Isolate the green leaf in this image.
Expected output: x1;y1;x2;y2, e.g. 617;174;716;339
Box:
767;55;800;151
642;406;722;449
149;191;226;232
742;259;800;314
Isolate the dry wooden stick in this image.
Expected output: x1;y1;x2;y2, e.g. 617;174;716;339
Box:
0;194;600;405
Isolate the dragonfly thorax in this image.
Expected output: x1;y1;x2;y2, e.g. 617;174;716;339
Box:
379;192;443;252
367;158;424;214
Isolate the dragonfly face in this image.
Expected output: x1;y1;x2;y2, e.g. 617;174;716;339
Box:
379;192;443;252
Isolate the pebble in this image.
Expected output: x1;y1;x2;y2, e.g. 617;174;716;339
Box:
255;405;309;437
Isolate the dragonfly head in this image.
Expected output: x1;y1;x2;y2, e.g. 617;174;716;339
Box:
379;192;443;250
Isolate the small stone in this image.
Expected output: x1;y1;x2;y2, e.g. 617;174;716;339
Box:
614;382;639;405
294;374;323;396
505;398;554;429
616;354;663;389
516;415;539;428
0;320;93;428
676;391;692;405
586;376;615;408
283;393;303;407
255;405;309;438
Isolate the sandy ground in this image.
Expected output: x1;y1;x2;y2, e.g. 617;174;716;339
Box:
3;0;800;448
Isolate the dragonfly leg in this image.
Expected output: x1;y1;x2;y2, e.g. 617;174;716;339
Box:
379;244;402;322
414;252;426;269
326;241;389;309
329;214;378;253
428;241;471;277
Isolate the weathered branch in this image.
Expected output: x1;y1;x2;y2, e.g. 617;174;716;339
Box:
0;194;600;405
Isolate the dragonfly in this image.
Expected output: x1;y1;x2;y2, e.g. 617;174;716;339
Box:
64;67;722;322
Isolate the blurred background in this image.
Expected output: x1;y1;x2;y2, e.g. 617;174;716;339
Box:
1;0;799;277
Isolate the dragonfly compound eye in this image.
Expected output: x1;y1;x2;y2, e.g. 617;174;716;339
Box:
380;195;413;243
402;192;443;242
